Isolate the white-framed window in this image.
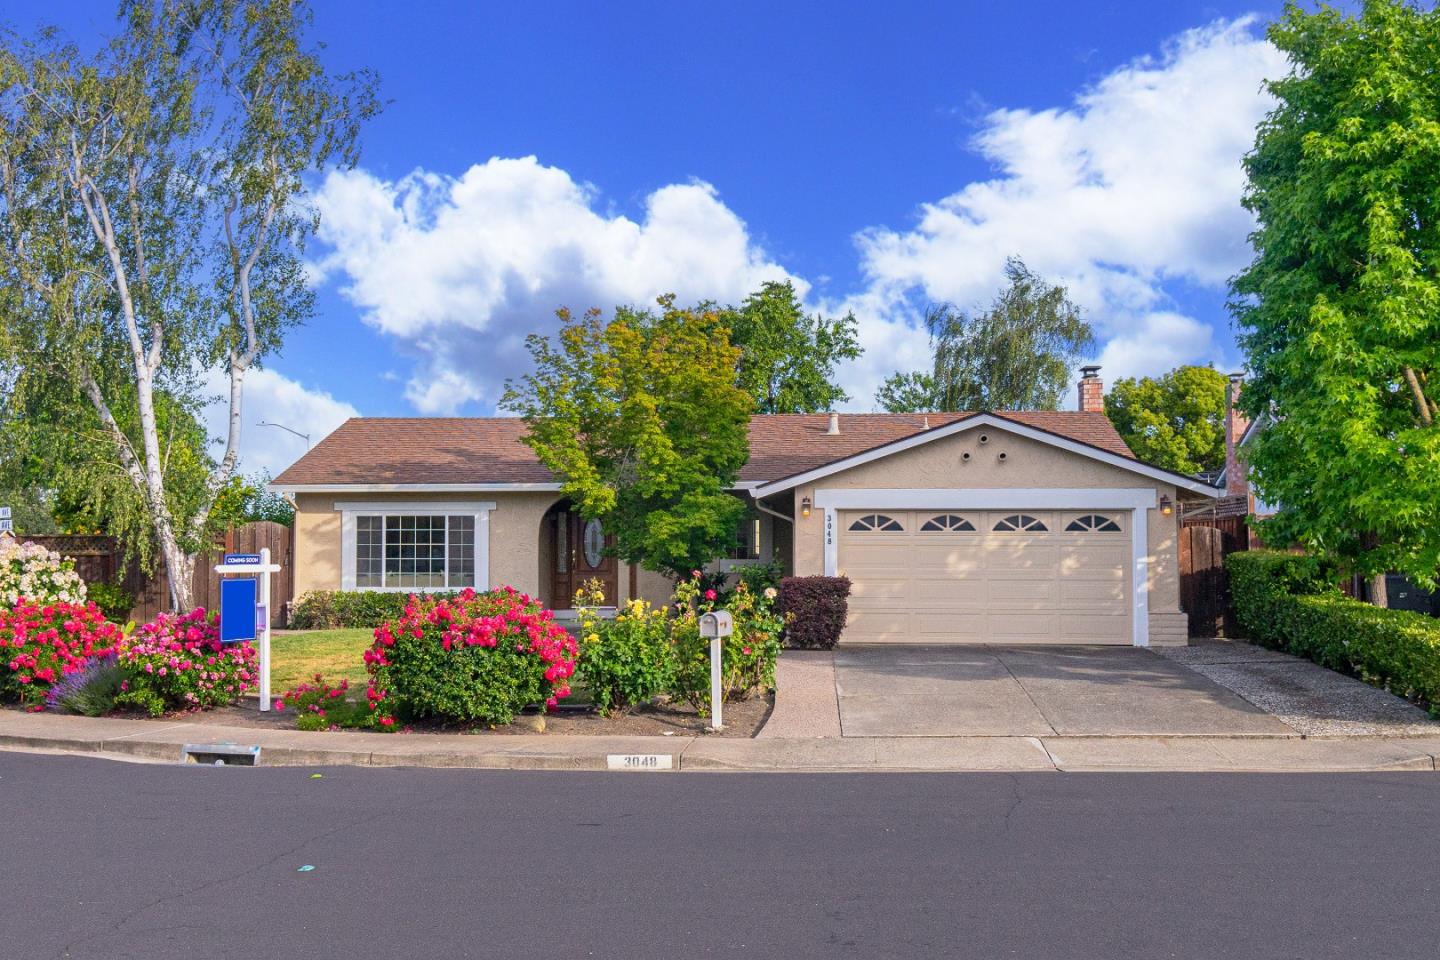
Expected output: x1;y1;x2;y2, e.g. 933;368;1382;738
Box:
730;512;762;560
338;502;493;592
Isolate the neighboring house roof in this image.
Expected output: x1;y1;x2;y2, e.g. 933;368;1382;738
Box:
271;410;1217;496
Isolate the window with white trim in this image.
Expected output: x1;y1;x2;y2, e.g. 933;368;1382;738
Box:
993;514;1047;532
920;514;976;532
355;514;476;589
1065;514;1121;533
848;514;904;532
730;512;763;560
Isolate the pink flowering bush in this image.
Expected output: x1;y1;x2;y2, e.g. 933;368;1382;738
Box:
0;600;125;709
273;675;366;731
365;587;578;728
115;608;258;716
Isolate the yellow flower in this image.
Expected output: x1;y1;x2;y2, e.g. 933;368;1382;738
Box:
585;633;600;644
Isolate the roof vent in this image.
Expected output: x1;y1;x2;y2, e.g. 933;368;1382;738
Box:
827;412;840;435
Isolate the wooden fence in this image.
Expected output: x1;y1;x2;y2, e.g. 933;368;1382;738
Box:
20;522;293;627
1178;524;1248;638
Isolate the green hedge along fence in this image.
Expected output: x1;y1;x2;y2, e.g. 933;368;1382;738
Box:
1227;551;1440;712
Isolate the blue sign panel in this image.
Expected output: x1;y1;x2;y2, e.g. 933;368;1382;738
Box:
219;577;259;643
224;553;263;566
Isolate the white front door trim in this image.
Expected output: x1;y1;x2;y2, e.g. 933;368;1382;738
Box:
816;487;1155;646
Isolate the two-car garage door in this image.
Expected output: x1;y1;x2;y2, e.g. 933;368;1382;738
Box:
839;509;1131;644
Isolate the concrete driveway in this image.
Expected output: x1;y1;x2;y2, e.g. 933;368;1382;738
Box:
831;645;1294;738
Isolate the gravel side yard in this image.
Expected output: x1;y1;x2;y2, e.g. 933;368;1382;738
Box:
1155;639;1440;737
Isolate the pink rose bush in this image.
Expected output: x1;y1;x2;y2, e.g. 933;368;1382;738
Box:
0;600;124;709
364;586;578;728
274;675;364;731
114;608;257;716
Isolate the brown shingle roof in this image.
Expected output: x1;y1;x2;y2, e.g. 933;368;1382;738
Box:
272;412;1135;487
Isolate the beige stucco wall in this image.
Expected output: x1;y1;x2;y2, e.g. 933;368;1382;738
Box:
292;491;675;608
786;423;1184;631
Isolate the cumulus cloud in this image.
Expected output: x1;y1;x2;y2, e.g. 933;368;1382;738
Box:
312;158;799;413
203;367;359;478
839;17;1287;403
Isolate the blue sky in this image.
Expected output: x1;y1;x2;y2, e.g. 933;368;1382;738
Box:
5;2;1304;475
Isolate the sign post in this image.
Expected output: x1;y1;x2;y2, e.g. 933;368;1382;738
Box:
215;548;281;711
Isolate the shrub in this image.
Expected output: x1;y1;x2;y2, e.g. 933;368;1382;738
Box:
289;589;461;629
0;600;126;709
115;608;258;716
364;587;578;728
667;574;782;715
1228;551;1440;708
731;561;785;599
0;538;86;607
777;576;851;649
45;652;126;716
87;582;136;624
273;675;367;731
576;598;672;717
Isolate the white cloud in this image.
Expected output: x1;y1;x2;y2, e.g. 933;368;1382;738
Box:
836;17;1285;404
203;367;359;478
312;157;799;413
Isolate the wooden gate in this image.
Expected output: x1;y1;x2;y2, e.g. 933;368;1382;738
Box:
1179;525;1236;638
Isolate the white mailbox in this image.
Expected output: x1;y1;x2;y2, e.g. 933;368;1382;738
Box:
699;610;734;639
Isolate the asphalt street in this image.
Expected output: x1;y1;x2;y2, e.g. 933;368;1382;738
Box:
4;752;1437;959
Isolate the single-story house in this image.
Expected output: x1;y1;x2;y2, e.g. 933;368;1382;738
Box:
270;369;1221;646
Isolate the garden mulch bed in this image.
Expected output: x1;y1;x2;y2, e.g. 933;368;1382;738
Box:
142;692;775;739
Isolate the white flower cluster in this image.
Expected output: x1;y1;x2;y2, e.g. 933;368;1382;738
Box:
0;537;88;607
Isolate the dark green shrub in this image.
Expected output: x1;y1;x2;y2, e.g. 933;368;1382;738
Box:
1227;551;1440;708
290;590;460;629
86;582;136;623
777;576;851;649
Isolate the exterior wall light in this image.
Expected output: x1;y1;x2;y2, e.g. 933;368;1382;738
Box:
801;496;812;518
1160;495;1173;516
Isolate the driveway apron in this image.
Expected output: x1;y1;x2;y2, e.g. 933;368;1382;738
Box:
833;645;1295;738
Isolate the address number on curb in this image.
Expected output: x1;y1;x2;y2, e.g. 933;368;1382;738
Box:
607;754;674;771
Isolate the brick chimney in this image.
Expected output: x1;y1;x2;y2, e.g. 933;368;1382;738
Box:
1077;365;1104;413
1224;372;1250;497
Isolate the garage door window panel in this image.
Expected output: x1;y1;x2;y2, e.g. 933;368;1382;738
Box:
1065;514;1122;533
848;513;904;532
993;514;1047;532
920;514;976;532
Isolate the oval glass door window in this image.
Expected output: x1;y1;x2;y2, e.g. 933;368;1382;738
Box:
583;518;605;568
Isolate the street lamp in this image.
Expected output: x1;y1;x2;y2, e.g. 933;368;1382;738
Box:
257;420;311;450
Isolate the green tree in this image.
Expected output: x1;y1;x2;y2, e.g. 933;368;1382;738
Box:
1230;0;1440;599
0;1;377;608
874;371;938;414
875;257;1095;412
503;297;754;579
1104;366;1228;475
718;280;861;414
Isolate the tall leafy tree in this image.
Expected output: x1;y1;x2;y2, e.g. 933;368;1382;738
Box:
718;280;861;414
1230;0;1440;599
0;1;378;608
503;297;754;579
876;257;1094;412
1104;366;1228;475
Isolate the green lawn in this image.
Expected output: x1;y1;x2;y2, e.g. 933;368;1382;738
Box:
270;628;373;692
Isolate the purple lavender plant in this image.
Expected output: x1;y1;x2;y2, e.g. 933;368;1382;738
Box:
44;651;124;716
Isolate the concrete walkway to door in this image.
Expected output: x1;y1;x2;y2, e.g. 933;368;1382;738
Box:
762;645;1296;739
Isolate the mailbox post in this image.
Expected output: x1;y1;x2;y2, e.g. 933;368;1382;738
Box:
698;610;734;731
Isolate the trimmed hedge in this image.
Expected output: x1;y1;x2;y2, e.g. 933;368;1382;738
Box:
289;590;461;630
777;576;851;649
1227;551;1440;709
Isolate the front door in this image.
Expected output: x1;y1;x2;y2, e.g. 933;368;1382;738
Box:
550;508;618;607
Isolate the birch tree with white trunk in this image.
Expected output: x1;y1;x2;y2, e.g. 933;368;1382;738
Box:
0;0;378;609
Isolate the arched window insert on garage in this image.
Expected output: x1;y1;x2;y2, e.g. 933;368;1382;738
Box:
993;514;1047;532
848;514;904;532
1065;514;1121;532
920;514;976;532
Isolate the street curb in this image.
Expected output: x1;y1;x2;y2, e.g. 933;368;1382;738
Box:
5;718;1440;772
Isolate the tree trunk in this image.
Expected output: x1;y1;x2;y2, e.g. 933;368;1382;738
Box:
1369;572;1389;609
157;524;196;612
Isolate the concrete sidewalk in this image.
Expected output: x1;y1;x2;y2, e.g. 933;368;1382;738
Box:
4;709;1440;773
